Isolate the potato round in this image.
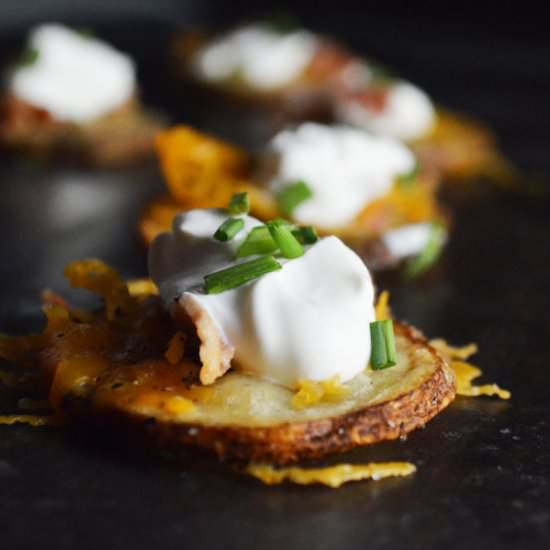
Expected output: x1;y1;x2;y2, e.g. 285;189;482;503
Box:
62;322;456;464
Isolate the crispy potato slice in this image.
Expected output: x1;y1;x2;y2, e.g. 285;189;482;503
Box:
47;303;455;464
141;125;445;271
0;94;163;167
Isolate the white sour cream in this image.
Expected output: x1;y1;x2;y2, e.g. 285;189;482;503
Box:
336;82;436;141
381;222;433;259
264;122;415;229
194;24;318;90
9;23;136;123
149;209;375;388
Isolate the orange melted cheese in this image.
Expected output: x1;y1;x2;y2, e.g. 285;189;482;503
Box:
127;278;159;297
245;462;416;488
0;415;59;426
291;376;350;410
430;339;510;400
451;361;511;399
375;290;392;321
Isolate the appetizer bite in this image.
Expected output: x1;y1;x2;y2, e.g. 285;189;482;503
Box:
0;194;509;487
179;22;342;117
0;23;163;166
176;22;508;181
142;123;446;273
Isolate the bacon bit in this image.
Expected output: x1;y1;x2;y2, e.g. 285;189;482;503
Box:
245;462;416;488
164;331;187;365
41;289;70;308
375;290;392;321
180;295;234;385
305;42;355;83
347;87;390;113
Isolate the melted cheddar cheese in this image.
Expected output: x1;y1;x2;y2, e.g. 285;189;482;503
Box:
291;376;350;410
375;290;392;321
245;462;416;488
0;415;59;426
430;339;510;400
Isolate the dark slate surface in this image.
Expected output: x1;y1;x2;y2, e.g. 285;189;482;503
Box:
1;3;549;549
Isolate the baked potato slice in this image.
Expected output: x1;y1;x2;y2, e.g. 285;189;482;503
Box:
140;126;445;271
0;95;164;167
48;309;455;464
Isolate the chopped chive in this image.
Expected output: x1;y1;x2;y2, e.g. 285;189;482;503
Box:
267;220;304;259
398;163;419;188
292;225;318;244
276;181;313;216
228;192;250;215
17;47;39;67
403;222;446;279
204;256;282;294
236;226;279;257
213;217;245;242
369;320;397;370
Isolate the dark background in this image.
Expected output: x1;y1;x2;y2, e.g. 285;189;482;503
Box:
1;2;549;549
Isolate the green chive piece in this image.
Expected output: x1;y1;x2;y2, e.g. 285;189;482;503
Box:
213;217;245;242
403;222;446;279
228;192;250;215
292;225;318;244
204;256;282;294
267;220;304;259
17;47;39;67
369;320;397;370
236;226;278;257
398;163;419;188
276;181;313;216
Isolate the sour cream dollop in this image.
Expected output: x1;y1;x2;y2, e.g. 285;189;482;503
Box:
381;222;433;259
194;24;318;90
149;209;375;388
9;23;136;123
263;122;415;229
336;82;436;141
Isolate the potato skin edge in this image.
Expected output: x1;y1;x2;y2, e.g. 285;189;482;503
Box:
62;322;456;464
